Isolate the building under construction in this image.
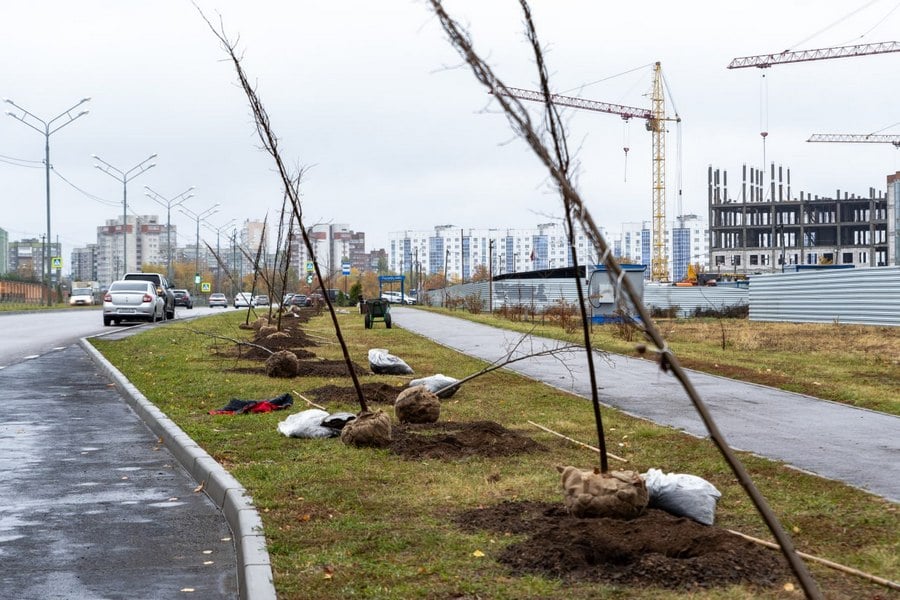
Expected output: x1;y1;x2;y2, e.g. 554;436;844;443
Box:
707;164;895;276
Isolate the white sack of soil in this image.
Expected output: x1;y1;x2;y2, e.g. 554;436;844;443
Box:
277;409;336;439
409;374;460;398
368;348;414;375
643;468;721;525
558;466;649;519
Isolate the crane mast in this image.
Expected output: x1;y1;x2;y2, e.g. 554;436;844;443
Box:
727;41;900;69
496;61;675;282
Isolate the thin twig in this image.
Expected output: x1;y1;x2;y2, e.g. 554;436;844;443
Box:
527;421;627;463
292;390;327;411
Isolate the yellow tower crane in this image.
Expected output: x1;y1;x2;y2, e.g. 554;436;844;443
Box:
498;62;680;282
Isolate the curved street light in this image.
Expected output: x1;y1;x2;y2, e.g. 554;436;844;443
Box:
93;153;157;277
144;185;195;281
203;218;236;293
5;97;90;304
180;204;220;295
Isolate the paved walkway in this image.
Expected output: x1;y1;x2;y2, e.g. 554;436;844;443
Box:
390;308;900;503
0;344;238;599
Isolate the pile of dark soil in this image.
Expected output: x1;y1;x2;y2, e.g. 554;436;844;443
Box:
454;500;791;591
307;383;407;405
228;359;368;378
390;421;546;460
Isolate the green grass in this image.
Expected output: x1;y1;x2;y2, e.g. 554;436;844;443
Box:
90;310;900;599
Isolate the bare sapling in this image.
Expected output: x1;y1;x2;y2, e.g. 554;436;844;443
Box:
200;11;370;416
427;1;822;597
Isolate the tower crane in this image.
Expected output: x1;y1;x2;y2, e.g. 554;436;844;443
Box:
807;133;900;148
496;62;679;282
727;41;900;69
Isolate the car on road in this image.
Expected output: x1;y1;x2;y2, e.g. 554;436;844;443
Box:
286;293;310;307
209;293;228;308
253;294;270;306
69;287;95;306
172;289;193;309
122;272;175;320
103;280;166;326
234;292;255;308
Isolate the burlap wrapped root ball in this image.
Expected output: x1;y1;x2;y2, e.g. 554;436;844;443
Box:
340;410;392;448
264;350;299;378
251;317;269;330
394;385;440;424
557;466;649;519
256;324;278;339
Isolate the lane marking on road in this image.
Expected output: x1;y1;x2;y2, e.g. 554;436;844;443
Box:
24;355;40;360
53;346;66;351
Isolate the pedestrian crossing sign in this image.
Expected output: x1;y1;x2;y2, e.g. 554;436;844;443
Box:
52;257;62;269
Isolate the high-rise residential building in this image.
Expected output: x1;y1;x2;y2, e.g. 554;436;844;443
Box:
8;238;62;282
0;227;7;276
241;219;268;255
888;171;900;267
708;164;891;275
388;222;608;283
96;215;174;285
307;224;366;276
70;244;99;283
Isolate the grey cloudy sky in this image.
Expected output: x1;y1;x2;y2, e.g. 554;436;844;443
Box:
2;1;898;263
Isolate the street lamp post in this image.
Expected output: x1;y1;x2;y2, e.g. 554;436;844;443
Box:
203;218;236;293
93;153;157;278
5;97;90;305
180;204;219;296
144;185;194;282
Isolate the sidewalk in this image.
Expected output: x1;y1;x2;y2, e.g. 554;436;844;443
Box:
390;308;900;503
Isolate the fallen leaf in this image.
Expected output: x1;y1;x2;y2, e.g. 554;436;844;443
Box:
783;582;795;591
323;565;335;579
193;481;206;493
472;550;485;557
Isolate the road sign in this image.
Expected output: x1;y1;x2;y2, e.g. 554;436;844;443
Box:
201;282;211;293
194;273;201;284
306;261;314;272
341;261;351;276
306;274;314;284
51;257;62;269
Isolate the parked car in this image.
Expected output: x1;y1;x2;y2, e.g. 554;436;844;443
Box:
253;294;270;306
234;292;255;308
122;272;175;319
103;280;165;326
172;289;193;309
69;287;95;306
209;293;228;308
381;291;416;305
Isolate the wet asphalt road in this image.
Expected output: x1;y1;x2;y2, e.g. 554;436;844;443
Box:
0;314;238;599
390;308;900;503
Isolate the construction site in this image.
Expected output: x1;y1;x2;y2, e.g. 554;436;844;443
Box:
707;164;894;276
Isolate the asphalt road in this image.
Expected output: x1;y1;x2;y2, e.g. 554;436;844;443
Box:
390;307;900;503
0;307;239;599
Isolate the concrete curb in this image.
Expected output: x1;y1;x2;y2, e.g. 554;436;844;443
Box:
79;336;277;600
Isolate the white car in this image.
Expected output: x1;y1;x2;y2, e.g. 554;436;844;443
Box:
234;292;255;308
103;280;165;326
69;287;95;306
381;291;416;305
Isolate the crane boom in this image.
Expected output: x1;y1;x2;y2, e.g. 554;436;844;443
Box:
494;63;675;282
728;41;900;69
808;133;900;147
499;86;651;121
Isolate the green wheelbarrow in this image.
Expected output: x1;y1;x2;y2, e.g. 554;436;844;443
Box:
364;298;392;329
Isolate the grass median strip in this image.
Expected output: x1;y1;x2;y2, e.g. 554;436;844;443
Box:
91;310;898;599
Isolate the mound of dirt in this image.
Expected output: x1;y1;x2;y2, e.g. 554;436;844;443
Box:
307;383;407;405
454;500;790;591
390;421;546;460
296;359;368;377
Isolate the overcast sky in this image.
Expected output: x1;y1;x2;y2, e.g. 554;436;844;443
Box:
2;1;899;263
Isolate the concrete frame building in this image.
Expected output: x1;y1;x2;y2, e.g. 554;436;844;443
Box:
70;244;99;283
0;227;7;276
8;238;62;282
708;164;891;276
